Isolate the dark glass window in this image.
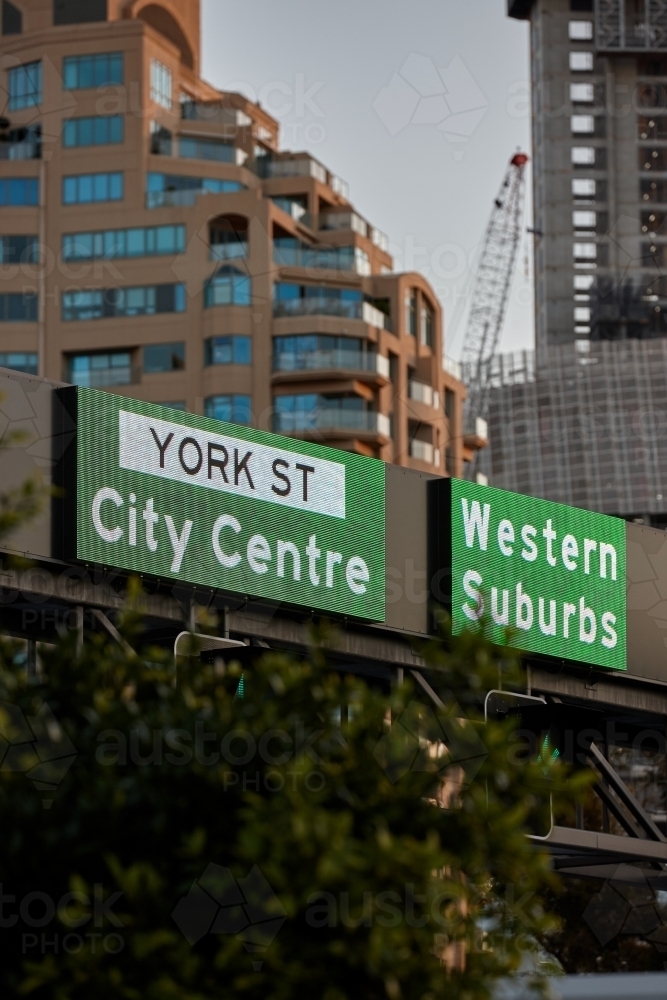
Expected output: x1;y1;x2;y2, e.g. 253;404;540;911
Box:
144;342;185;374
179;136;236;163
54;0;107;26
0;236;38;264
2;1;22;35
0;294;37;321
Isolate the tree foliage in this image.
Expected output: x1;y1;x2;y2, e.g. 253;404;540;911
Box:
0;602;585;999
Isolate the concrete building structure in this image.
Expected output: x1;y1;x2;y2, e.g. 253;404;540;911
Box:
509;0;667;353
0;0;470;474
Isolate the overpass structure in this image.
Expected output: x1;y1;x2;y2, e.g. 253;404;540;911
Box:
2;368;667;884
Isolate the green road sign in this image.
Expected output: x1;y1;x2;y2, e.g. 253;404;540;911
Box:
72;389;386;622
449;479;626;671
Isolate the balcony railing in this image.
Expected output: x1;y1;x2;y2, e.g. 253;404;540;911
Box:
273;297;387;328
274;409;390;436
273;244;370;275
69;366;138;389
262;157;327;183
371;227;389;252
320;211;368;237
0;141;41;161
272;198;311;226
409;440;434;464
444;356;462;380
363;302;387;328
408;379;436;407
210;242;248;262
181;102;252;128
273;350;389;377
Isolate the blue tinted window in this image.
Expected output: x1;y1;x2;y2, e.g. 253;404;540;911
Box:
204;336;252;366
146;172;244;208
0;353;38;374
205;395;252;425
8;62;41;111
62;284;185;321
62;173;123;205
0;179;39;206
62;225;185;261
63;53;123;89
68;352;132;389
62;115;123;148
204;267;251;308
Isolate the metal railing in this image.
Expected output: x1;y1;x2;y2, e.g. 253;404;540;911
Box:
69;366;138;389
273;350;388;376
273;244;369;274
181;102;252;127
274;409;390;435
320;211;368;236
273;297;386;328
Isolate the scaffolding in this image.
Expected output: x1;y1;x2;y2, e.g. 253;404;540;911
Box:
481;339;667;520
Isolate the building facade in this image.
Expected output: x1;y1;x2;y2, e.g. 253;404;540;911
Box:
510;0;667;354
0;0;470;474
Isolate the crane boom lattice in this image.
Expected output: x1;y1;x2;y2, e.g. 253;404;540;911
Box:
462;152;528;459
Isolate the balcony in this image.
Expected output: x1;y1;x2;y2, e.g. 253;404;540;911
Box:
68;357;139;389
444;356;462;380
408;380;439;409
261;156;327;183
320;211;367;236
0;126;41;161
273;349;390;378
464;417;489;451
272;197;312;227
181;102;252;128
409;440;439;465
274;408;390;437
273;242;371;275
273;296;386;328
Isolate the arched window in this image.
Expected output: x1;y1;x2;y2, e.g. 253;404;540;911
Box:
204;266;251;308
209;215;248;262
136;4;194;69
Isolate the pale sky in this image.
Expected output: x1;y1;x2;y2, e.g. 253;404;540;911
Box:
201;0;534;361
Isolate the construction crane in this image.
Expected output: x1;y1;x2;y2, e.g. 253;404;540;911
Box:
462;151;529;479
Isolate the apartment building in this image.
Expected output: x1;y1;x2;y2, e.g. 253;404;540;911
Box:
0;0;470;475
